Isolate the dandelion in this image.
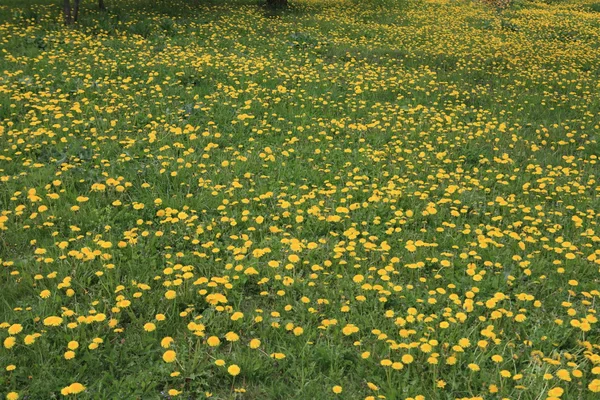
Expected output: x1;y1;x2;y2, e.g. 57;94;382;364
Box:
401;354;414;364
228;364;241;376
207;336;220;347
342;324;359;335
143;322;156;332
392;362;404;370
162;350;176;363
231;312;244;321
4;337;16;349
293;327;304;336
61;383;86;395
43;316;63;326
24;335;36;345
165;290;177;300
548;387;564;397
556;369;571;381
468;363;480;372
588;379;600;393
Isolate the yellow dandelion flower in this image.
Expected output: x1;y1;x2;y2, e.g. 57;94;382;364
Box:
392;362;404;370
43;316;63;326
293;327;304;336
588;379;600;392
161;337;174;348
4;337;16;349
342;324;359;335
548;387;564;397
8;324;23;335
207;336;220;347
468;363;480;372
143;322;156;332
163;350;177;363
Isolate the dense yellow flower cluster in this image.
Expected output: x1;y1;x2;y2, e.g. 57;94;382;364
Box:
1;0;600;398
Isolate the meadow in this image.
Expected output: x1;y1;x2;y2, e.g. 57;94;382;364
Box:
1;0;600;398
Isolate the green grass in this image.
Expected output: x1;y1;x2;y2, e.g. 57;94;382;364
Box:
1;0;600;399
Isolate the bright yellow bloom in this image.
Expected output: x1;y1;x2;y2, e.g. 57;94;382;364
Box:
231;312;244;321
548;387;564;397
43;316;63;326
207;336;220;347
8;324;23;335
61;382;86;395
143;322;156;332
468;363;480;372
163;350;176;363
4;337;16;349
589;379;600;393
227;364;240;376
342;324;359;335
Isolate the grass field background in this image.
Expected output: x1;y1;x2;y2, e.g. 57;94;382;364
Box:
1;0;600;398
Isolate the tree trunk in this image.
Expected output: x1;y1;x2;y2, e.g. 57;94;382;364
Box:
99;0;105;11
63;0;72;25
73;0;80;22
266;0;288;8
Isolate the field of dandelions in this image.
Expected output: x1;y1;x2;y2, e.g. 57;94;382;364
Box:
1;0;600;398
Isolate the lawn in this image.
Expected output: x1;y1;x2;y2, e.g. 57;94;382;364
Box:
1;0;600;398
